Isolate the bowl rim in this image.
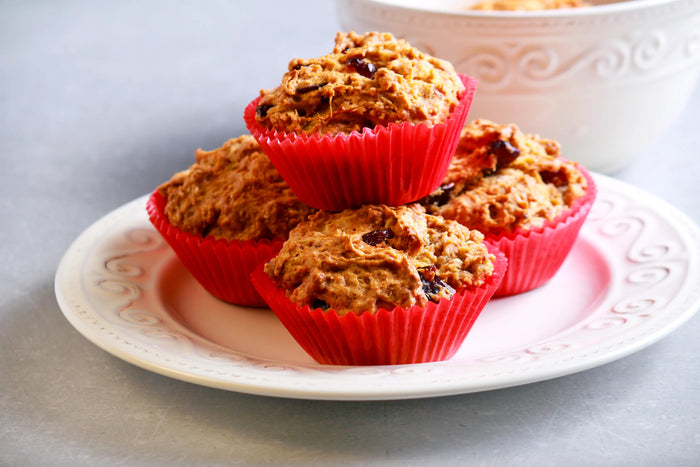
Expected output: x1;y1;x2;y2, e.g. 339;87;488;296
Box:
346;0;694;19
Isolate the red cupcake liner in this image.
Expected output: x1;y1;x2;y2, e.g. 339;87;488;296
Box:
486;165;597;297
146;190;283;307
244;74;478;211
250;246;506;366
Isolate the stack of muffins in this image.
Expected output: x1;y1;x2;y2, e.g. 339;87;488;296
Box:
147;31;596;366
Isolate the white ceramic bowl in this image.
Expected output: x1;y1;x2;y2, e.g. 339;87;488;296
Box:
336;0;700;173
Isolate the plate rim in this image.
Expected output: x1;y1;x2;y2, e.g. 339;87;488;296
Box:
54;173;700;400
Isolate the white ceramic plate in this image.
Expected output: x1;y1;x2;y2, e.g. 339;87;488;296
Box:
55;174;700;400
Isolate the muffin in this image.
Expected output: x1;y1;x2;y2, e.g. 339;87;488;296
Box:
421;119;596;296
244;31;478;210
470;0;591;10
147;135;316;306
250;204;507;365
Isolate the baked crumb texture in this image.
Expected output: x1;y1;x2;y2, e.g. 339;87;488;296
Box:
423;119;587;234
419;119;596;297
470;0;590;10
264;204;494;315
254;31;466;135
157;135;316;242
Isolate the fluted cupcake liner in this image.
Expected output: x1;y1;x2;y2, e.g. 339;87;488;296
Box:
146;190;283;307
244;74;478;211
486;165;597;297
250;246;507;366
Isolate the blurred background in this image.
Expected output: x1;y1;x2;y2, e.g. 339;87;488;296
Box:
2;0;347;221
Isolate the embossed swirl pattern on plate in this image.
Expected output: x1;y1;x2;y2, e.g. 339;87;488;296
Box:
91;224;284;371
476;183;688;365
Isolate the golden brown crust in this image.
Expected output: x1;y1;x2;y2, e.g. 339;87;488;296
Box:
470;0;590;10
264;204;494;315
422;119;587;234
255;31;465;135
158;135;316;241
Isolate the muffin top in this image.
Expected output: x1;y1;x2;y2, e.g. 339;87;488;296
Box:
470;0;590;10
422;119;587;234
264;204;494;315
254;31;466;135
158;135;316;242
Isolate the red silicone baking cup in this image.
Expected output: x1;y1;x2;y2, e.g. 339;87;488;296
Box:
244;74;478;211
146;190;283;307
251;246;506;366
486;165;597;297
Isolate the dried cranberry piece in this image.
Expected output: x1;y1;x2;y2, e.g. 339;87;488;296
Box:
256;104;273;118
346;57;377;79
296;83;327;94
362;229;394;246
540;169;567;186
418;266;455;303
421;183;455;207
311;298;330;311
490;140;520;169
